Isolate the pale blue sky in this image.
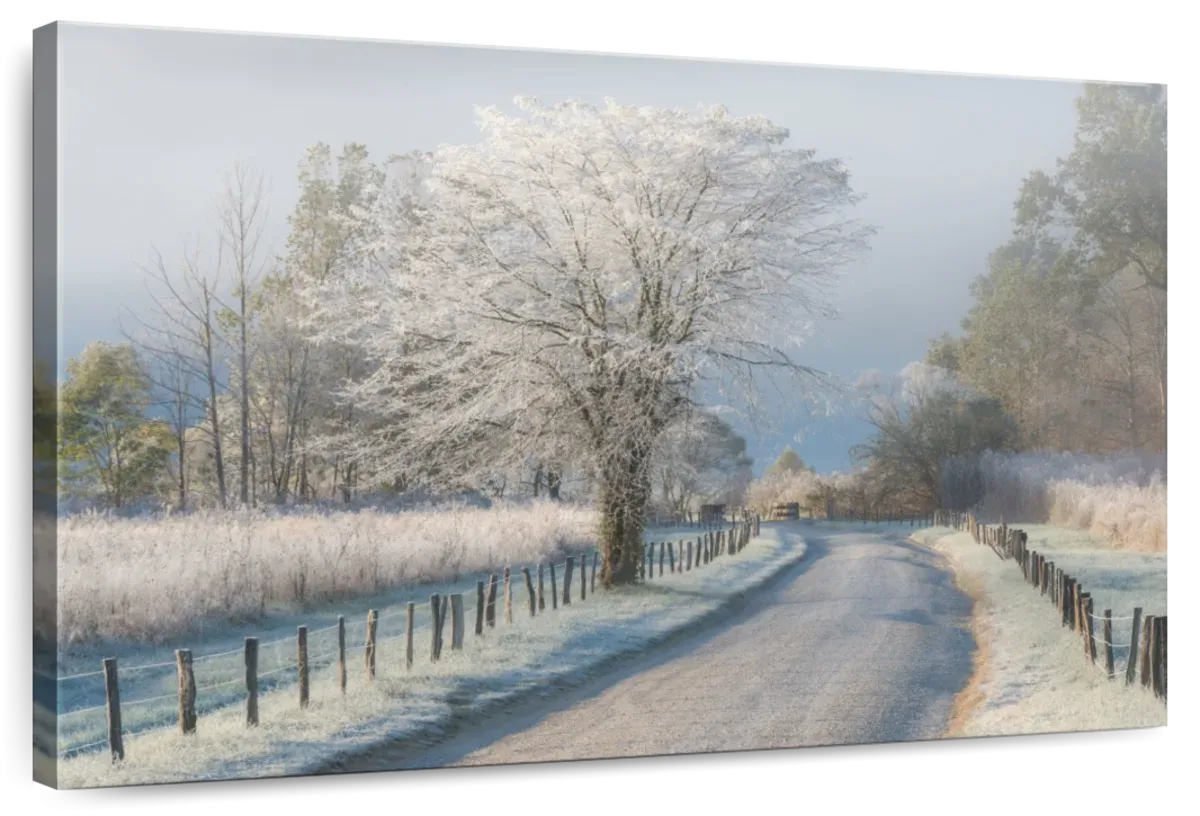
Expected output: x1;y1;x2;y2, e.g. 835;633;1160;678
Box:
53;22;1083;472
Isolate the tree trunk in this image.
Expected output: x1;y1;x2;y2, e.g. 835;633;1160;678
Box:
1156;376;1166;477
177;427;186;511
206;375;226;508
596;445;652;587
597;488;642;586
239;290;250;506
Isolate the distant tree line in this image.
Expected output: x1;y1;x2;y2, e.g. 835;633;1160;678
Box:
830;83;1165;513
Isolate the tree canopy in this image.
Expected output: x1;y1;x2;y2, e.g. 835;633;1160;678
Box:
765;446;809;477
304;97;872;583
58;342;172;508
924;83;1166;454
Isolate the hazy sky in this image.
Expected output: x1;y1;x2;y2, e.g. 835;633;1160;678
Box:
54;22;1083;473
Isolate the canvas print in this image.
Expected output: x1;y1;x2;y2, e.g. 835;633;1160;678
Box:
32;22;1167;789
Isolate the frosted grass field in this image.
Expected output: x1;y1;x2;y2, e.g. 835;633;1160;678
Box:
914;525;1166;737
47;510;735;762
45;501;596;647
53;523;806;788
958;451;1166;552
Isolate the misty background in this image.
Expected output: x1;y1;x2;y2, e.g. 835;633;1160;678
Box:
54;23;1082;473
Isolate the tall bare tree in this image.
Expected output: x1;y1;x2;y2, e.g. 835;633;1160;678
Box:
215;164;270;506
126;243;230;507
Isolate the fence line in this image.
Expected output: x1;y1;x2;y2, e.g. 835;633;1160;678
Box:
58;516;761;763
935;508;1166;701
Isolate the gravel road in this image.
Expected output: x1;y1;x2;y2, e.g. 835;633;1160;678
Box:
335;527;975;772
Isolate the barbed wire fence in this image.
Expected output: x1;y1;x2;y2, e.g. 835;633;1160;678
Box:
52;515;761;764
933;510;1167;701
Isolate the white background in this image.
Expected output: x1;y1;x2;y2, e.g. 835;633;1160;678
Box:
46;22;1147;81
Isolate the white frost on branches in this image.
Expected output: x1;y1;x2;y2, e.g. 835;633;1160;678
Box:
304;97;871;580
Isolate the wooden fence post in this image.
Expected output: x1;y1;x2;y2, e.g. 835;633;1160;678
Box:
686;540;693;571
580;554;588;599
439;594;449;656
406;602;415;669
1058;576;1067;623
1126;607;1143;685
504;567;513;623
647;542;655;581
1152;614;1161;696
1065;576;1075;628
563;557;574;605
1083;596;1096;662
1150;616;1164;698
1140;615;1154;689
1157;616;1167;701
659;541;665;575
297;626;309;708
475;581;485;636
365;609;378;681
639;546;646;580
549;563;559;610
451;594;465;650
245;637;259;727
668;541;676;573
430;594;442;661
537;565;545;611
102;657;123;762
176;649;196;734
523;568;536;617
592;552;598;593
1103;610;1114;679
337;616;347;694
486;574;499;626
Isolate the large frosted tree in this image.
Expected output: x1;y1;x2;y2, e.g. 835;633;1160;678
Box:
310;98;871;585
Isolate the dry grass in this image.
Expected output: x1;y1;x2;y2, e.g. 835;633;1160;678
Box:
49;502;596;647
51;525;805;788
963;451;1166;553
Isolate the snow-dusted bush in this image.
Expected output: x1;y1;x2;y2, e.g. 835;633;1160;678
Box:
745;469;868;515
52;502;595;646
944;451;1166;552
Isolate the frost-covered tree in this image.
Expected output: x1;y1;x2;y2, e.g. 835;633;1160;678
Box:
765;445;809;477
854;362;1016;509
257;143;386;503
653;412;753;519
310;98;871;585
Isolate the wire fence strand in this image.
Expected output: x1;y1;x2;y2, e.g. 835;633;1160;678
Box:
51;534;758;758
